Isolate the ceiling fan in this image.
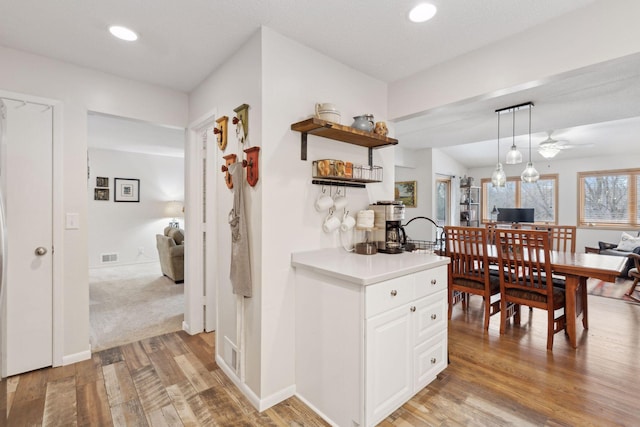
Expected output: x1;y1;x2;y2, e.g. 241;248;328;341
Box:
536;132;584;159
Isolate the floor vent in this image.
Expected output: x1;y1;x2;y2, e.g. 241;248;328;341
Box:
101;253;118;263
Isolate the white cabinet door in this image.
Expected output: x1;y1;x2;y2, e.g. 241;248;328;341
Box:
366;304;412;426
413;290;447;347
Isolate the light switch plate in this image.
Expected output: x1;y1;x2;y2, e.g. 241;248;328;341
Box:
66;213;80;229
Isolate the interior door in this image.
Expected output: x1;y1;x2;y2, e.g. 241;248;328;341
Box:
1;98;53;377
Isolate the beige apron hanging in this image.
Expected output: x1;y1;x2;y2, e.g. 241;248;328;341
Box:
228;161;252;297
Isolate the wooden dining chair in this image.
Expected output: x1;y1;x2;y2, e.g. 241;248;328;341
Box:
626;253;640;302
535;225;576;253
495;229;567;350
445;226;501;330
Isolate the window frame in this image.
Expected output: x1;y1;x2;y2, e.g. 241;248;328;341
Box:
578;168;639;229
480;174;559;224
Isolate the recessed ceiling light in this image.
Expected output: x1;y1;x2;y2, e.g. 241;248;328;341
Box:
409;3;437;23
109;25;138;42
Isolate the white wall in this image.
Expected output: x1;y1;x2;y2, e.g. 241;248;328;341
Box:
395;147;468;241
262;27;391;401
468;153;640;251
189;26;393;408
88;148;184;268
0;45;188;360
189;31;263;397
389;0;640;120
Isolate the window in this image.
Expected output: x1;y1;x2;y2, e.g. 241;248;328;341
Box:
578;169;639;227
481;175;558;223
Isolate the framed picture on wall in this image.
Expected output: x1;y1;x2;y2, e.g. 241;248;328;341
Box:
94;188;109;201
114;178;140;202
395;181;417;208
96;177;109;187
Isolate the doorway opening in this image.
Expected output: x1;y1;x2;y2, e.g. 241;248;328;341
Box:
87;112;186;352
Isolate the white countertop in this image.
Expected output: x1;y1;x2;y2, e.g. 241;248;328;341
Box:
291;248;450;285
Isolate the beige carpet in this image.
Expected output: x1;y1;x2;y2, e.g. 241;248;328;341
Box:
89;262;184;352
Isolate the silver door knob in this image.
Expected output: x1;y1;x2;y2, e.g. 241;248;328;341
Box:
35;247;47;256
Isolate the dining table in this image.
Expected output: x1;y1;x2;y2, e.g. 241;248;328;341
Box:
483;247;627;348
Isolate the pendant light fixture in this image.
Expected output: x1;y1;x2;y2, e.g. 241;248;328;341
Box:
490;110;506;187
505;107;523;164
520;102;540;183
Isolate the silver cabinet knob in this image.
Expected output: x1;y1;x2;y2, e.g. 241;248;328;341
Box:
431;358;437;364
390;290;397;296
410;306;416;312
35;247;47;256
431;279;437;285
431;314;437;320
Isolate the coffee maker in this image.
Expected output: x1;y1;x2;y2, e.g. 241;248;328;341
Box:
369;201;405;254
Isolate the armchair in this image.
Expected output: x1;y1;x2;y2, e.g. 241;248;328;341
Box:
156;226;184;283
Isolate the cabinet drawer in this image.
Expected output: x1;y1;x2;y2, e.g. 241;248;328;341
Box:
413;266;447;300
413;330;447;392
366;276;414;318
413;290;447;347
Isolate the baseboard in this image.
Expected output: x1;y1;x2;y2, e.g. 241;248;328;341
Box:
62;348;91;366
215;354;296;412
295;393;339;427
182;320;194;334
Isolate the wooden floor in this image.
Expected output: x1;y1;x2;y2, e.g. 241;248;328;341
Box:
2;294;639;426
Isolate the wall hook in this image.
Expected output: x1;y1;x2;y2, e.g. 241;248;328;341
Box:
214;116;228;151
241;146;260;186
221;154;237;189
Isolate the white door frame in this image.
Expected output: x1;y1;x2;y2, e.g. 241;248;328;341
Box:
0;89;64;370
183;108;218;334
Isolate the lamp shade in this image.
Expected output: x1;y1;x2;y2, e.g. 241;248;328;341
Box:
521;162;540;183
165;200;183;218
491;163;506;187
538;145;560;159
505;145;523;164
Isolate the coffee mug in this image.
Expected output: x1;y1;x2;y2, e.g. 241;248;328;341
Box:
315;192;334;212
323;211;341;233
340;213;356;232
333;194;348;210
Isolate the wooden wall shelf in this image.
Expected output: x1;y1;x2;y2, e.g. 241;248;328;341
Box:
291;117;398;166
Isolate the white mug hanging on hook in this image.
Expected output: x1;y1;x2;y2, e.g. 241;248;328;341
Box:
323;210;341;233
340;211;356;232
315;188;334;212
333;187;348;210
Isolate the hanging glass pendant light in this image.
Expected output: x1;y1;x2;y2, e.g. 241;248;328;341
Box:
521;103;540;183
505;108;523;164
491;111;506;187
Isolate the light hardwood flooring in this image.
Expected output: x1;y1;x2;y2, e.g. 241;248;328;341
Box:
3;294;639;426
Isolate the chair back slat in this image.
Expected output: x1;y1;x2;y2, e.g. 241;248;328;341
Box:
445;226;489;284
534;225;576;253
496;229;554;299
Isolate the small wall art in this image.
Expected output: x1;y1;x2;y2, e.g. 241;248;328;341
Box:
96;176;109;187
114;178;140;202
94;188;109;201
394;181;417;208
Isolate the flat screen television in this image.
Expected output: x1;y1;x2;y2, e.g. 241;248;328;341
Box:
496;208;534;223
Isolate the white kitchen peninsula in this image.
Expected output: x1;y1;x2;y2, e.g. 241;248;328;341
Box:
292;248;450;427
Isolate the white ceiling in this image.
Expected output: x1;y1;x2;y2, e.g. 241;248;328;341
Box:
5;0;639;165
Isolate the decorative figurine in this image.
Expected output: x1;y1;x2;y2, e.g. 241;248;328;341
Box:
374;121;388;136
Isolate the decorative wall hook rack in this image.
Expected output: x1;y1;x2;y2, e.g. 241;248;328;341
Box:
233;103;249;143
214;116;228;151
242;146;260;186
221;154;237;189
